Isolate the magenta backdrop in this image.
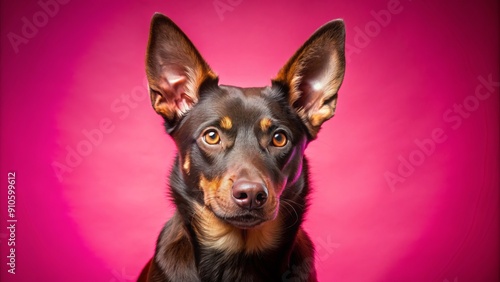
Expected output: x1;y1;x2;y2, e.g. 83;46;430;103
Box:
1;0;499;281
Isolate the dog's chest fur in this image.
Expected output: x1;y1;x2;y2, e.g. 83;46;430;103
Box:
155;209;315;282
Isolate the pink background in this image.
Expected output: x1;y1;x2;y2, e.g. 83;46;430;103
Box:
1;0;498;281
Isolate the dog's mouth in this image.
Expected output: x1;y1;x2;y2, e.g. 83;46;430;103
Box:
223;213;266;229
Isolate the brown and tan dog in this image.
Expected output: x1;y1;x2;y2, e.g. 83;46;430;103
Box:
138;13;345;282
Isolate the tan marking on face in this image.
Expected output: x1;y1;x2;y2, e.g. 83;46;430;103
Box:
183;152;190;174
199;175;234;215
196;175;282;254
260;118;272;132
220;116;233;130
199;174;220;192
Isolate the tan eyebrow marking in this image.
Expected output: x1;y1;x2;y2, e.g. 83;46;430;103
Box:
260;118;272;132
220;116;233;130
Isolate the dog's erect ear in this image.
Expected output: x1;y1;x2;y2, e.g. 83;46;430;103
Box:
146;13;217;130
273;20;346;139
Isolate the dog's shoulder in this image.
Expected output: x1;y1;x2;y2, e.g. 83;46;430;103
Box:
142;214;199;282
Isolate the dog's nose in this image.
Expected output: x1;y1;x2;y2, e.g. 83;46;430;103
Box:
232;181;268;210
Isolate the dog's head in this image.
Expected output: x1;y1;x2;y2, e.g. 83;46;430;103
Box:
146;14;345;231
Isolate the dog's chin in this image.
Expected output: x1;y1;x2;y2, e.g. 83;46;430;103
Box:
224;214;266;229
211;209;273;229
210;203;279;229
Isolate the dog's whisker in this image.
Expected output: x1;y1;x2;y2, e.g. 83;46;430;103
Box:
280;200;300;229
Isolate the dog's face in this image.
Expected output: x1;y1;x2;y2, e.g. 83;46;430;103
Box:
146;14;345;230
171;85;309;229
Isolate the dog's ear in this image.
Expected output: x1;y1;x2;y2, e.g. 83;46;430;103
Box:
146;13;217;130
273;20;346;139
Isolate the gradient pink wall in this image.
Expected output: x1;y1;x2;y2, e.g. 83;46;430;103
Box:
1;0;498;281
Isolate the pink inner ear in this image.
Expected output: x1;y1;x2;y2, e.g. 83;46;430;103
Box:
158;64;195;115
298;80;325;111
177;94;194;114
296;57;332;110
296;51;341;110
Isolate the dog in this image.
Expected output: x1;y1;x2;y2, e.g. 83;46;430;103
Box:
138;13;345;282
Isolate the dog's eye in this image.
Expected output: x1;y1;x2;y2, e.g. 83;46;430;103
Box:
271;132;287;147
203;130;221;145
